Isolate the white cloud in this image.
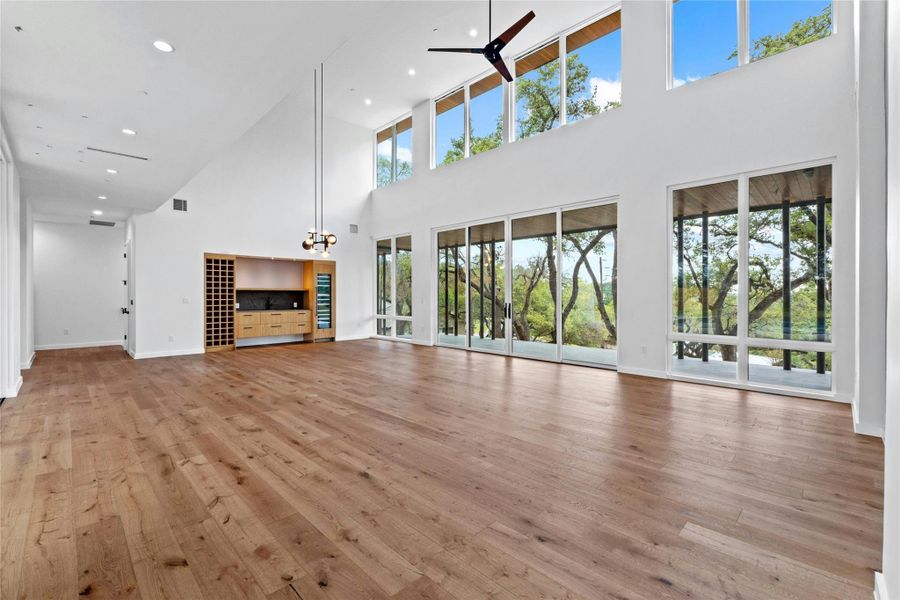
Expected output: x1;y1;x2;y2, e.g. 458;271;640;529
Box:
672;74;701;88
590;77;621;108
396;146;412;163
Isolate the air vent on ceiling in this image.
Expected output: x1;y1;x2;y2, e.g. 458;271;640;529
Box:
86;147;150;161
173;198;188;212
90;218;116;227
349;224;359;234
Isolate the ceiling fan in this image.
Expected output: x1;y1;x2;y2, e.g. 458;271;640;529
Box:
428;0;535;82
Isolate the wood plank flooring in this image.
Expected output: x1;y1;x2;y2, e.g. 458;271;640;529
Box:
0;340;883;600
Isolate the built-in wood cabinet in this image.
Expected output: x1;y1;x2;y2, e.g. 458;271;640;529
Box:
236;310;312;339
203;252;334;352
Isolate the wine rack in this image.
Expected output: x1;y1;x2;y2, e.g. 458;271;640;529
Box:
204;253;235;351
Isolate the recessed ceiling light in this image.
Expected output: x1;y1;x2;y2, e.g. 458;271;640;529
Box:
121;128;136;136
364;98;372;106
93;210;103;216
107;168;117;174
408;68;416;76
469;28;478;37
153;40;174;53
98;195;107;200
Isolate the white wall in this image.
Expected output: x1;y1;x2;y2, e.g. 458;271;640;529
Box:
0;118;22;398
855;0;887;437
370;0;885;431
131;91;373;358
880;0;899;596
33;220;126;350
19;196;34;368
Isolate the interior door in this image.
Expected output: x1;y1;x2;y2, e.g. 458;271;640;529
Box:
467;221;507;353
125;239;134;354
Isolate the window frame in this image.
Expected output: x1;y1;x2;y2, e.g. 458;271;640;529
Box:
666;159;837;399
373;233;414;341
430;4;623;165
431;195;619;369
510;5;623;140
373;113;413;189
432;86;467;168
667;0;837;90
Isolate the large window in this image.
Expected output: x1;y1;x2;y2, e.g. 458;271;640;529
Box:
748;0;832;62
375;235;412;339
469;73;504;157
375;115;413;188
515;43;561;140
435;89;464;166
565;11;622;119
670;164;833;393
430;8;621;164
671;0;833;88
671;0;738;86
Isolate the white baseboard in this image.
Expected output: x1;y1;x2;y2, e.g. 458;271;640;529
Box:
874;572;889;600
20;351;35;370
617;366;668;379
35;340;123;351
131;348;204;360
369;335;433;347
853;402;885;438
4;376;23;398
336;334;373;342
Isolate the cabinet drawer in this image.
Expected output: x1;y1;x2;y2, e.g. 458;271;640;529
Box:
261;323;291;336
288;322;311;335
236;312;260;325
298;312;311;326
260;311;302;325
236;324;261;338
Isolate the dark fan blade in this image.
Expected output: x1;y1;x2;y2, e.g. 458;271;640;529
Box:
494;11;535;47
428;47;484;54
489;56;513;83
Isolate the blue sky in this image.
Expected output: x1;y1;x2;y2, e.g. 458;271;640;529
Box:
673;0;831;85
435;2;830;159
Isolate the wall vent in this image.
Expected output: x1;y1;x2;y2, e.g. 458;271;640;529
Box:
173;198;188;212
349;223;359;234
89;218;116;227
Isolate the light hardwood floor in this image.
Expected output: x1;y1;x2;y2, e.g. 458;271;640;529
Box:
0;340;883;599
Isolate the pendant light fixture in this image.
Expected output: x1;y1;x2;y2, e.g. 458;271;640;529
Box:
302;62;338;256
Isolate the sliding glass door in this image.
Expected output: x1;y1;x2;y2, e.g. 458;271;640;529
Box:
510;213;558;360
437;229;466;346
435;200;617;367
468;222;507;352
561;204;618;365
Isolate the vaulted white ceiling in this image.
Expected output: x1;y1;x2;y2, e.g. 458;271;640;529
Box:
1;1;607;221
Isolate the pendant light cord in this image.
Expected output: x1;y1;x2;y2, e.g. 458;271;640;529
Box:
312;68;317;235
320;62;325;234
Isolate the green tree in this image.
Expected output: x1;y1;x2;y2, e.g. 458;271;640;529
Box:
729;4;832;61
516;52;608;139
440;54;613;164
